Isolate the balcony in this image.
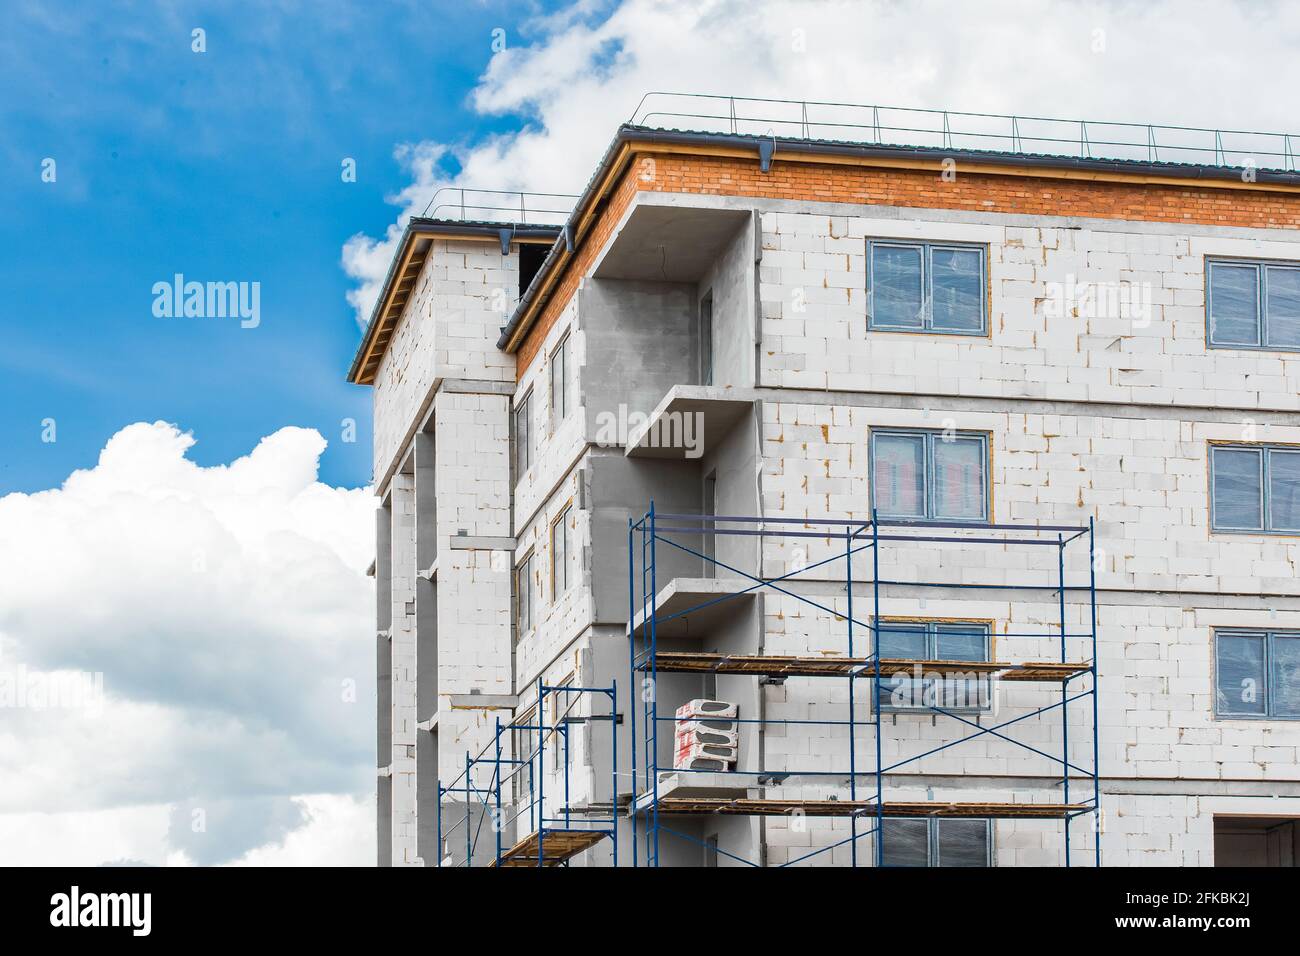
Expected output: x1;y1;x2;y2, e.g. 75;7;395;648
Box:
627;576;757;638
624;384;754;459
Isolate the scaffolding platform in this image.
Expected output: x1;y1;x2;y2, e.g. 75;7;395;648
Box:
490;829;609;867
439;681;620;868
640;651;1091;682
644;797;1091;819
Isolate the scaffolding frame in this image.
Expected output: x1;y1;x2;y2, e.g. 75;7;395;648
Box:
437;679;619;867
628;504;1101;868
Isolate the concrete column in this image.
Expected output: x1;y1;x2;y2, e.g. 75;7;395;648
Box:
414;431;439;865
375;502;393;866
389;473;419;865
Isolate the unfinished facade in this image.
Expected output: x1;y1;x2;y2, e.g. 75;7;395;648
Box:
349;100;1300;867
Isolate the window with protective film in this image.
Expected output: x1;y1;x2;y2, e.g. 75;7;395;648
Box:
870;429;989;522
867;240;987;335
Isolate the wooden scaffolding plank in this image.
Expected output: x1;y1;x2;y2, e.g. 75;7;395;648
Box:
643;651;1090;682
489;829;607;867
649;797;1088;819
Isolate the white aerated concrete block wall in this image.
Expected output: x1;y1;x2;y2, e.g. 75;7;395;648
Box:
511;301;594;690
748;204;1300;865
435;388;514;785
430;240;518;384
513;467;593;687
758;212;1300;410
373;239;520;483
759;401;1300;597
512;300;585;525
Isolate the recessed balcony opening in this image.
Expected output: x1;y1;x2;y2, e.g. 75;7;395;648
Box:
1214;816;1300;866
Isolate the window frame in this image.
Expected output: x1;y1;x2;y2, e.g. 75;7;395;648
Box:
880;817;994;867
511;705;537;809
1214;628;1300;721
548;676;574;773
1209;442;1300;535
869;428;991;523
866;239;988;336
699;290;714;386
874;619;993;714
550;504;573;600
550;332;571;428
515;550;536;639
1206;256;1300;352
514;390;534;478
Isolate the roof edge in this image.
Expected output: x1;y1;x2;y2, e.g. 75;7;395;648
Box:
626;124;1300;184
346;218;562;386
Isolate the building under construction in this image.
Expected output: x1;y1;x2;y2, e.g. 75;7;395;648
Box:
348;95;1300;867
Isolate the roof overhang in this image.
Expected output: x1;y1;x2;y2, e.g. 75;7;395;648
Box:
347;218;561;386
592;202;751;282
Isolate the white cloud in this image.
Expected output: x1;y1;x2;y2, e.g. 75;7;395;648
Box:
341;0;1300;324
0;802;171;867
226;793;374;867
341;141;450;327
0;422;376;865
0;794;374;867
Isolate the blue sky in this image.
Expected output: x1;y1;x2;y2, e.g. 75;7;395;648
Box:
0;0;573;493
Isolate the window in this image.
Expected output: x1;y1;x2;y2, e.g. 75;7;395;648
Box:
876;620;992;712
702;470;717;579
512;707;536;809
549;678;573;773
1216;630;1300;719
1208;258;1300;350
867;240;986;335
870;429;989;521
551;506;572;598
514;391;533;477
515;552;536;637
550;333;571;426
881;818;991;867
1210;444;1300;534
699;291;714;386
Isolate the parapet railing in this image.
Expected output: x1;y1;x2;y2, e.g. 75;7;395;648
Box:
420;186;577;224
628;91;1298;171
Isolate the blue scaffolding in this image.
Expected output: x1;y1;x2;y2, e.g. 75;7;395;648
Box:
436;679;619;867
628;505;1102;868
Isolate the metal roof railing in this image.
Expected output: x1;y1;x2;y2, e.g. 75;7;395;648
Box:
420;186;577;224
629;91;1299;172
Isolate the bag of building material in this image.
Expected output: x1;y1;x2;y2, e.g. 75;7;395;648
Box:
675;739;738;764
676;699;738;719
674;721;739;747
672;699;739;770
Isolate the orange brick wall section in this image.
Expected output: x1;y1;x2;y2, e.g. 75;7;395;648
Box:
515;150;1300;379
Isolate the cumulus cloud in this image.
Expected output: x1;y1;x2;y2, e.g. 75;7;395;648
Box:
0;422;376;865
0;794;372;867
226;793;373;867
341;0;1300;324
